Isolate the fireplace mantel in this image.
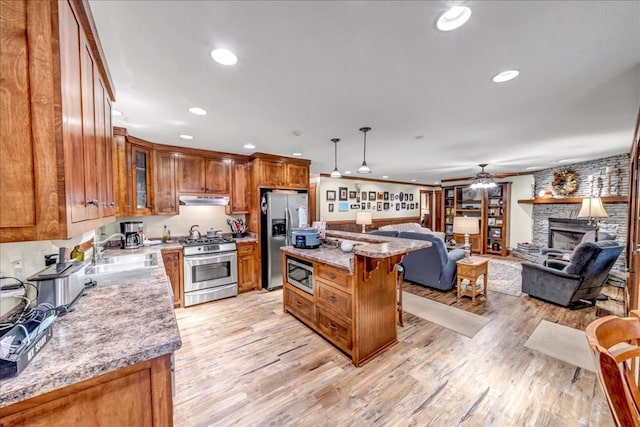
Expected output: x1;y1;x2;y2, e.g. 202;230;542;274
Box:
518;196;627;204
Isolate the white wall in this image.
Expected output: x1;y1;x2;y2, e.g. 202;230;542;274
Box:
508;174;535;249
317;177;431;222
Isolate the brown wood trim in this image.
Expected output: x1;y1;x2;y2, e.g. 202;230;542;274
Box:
628;106;640;311
153;141;250;161
74;0;116;101
317;173;440;187
517;196;628;204
113;126;127;136
250;152;311;165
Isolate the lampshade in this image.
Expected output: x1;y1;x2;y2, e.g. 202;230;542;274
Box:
453;216;480;235
469;163;497;189
356;212;372;233
330;138;341;178
577;197;608;218
357;127;372;174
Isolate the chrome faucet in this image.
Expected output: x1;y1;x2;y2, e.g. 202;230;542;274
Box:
92;233;125;264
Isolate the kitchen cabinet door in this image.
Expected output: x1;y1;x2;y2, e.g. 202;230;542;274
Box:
226;160;250;214
128;144;154;216
177;154;206;193
204;158;231;194
257;159;285;187
155;151;178;215
162;249;183;308
96;76;116;217
237;242;257;293
286;163;309;189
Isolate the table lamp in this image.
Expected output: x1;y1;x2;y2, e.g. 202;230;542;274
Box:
577;197;608;241
453;216;480;262
356;212;372;233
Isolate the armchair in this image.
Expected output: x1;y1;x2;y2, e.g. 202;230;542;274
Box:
522;240;623;309
538;231;614;264
397;231;465;291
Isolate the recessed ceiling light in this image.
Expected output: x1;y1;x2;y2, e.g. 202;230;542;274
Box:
525;166;542;170
411;179;417;182
179;134;193;140
292;152;302;157
436;6;471;31
492;70;520;83
112;109;123;116
243;143;255;149
382;176;389;179
188;107;207;115
434;181;440;185
344;170;352;175
557;159;574;163
211;48;238;65
414;135;424;140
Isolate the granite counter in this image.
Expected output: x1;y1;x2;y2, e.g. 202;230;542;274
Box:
0;246;182;409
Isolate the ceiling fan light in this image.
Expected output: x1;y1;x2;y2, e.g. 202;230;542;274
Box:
436;6;471;31
470;164;497;189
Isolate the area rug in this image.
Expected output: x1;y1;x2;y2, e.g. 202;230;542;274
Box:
402;291;490;338
473;257;523;297
524;320;595;372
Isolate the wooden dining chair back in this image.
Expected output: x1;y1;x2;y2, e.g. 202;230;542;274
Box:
585;310;640;427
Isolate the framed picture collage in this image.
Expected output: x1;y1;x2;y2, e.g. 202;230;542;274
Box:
325;187;418;214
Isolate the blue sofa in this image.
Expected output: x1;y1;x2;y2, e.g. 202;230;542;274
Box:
368;230;465;291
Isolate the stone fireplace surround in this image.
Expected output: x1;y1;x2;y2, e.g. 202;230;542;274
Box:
529;153;629;286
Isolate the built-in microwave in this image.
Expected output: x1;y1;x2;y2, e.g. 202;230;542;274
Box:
286;257;314;295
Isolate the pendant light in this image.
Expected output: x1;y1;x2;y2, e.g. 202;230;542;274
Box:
357;127;372;174
330;138;342;178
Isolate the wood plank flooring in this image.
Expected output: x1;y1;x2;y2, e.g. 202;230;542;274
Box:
173;283;613;426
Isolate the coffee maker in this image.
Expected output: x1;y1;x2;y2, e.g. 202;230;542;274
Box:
120;221;144;249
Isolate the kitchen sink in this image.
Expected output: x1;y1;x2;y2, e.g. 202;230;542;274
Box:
84;253;158;275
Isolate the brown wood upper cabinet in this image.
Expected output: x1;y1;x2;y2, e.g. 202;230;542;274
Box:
154;150;178;215
252;157;310;190
128;143;154;216
226;160;250;214
177;154;231;195
0;0;116;242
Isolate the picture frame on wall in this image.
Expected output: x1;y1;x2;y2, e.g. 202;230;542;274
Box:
399;193;404;202
409;194;414;201
339;187;348;201
367;202;371;209
396;203;400;211
349;191;357;199
361;192;367;201
338;202;348;212
326;190;336;201
383;202;389;210
350;203;360;209
361;202;366;210
368;191;376;201
384;192;389;200
328;203;334;212
404;193;409;201
402;202;406;209
377;192;383;200
377;202;382;211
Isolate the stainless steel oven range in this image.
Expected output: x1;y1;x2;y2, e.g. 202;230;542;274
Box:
181;237;237;307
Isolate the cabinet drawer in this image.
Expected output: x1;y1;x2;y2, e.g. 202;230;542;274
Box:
284;286;314;325
316;280;352;320
316;309;352;352
316;264;352;293
236;243;255;255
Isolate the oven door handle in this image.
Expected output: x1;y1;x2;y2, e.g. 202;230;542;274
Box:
184;251;236;262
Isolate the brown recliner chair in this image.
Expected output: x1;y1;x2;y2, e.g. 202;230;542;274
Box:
521;240;623;309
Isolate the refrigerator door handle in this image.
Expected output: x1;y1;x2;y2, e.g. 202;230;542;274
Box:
285;207;292;246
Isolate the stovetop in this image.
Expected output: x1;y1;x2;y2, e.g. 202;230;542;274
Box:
180;237;234;247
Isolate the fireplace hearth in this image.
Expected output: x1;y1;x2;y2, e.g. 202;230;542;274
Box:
548;218;595;250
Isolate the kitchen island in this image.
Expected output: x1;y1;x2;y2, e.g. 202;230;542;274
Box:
281;230;430;367
0;246;181;426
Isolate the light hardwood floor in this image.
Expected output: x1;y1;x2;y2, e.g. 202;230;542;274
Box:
173;283;613;426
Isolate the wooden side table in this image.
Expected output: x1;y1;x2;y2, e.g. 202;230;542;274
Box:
456;257;489;301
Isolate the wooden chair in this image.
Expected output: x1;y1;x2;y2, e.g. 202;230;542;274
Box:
585;310;640;426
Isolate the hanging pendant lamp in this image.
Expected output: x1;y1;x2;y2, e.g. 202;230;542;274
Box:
357;127;372;174
330;138;342;178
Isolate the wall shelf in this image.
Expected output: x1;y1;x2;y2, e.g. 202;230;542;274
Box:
517;196;628;204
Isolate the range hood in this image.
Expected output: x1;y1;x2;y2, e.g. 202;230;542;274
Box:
179;195;229;206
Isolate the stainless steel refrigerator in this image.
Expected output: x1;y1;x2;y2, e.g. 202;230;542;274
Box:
261;190;308;290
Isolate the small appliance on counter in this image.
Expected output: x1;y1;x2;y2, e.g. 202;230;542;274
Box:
292;227;320;249
27;260;86;313
120;221;144;249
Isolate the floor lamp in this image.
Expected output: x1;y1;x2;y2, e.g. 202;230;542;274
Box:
577;197;608;241
453;216;480;262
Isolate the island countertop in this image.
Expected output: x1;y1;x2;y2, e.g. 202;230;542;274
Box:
0;246;182;409
281;230;431;273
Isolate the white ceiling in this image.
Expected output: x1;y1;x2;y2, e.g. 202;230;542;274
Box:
89;0;640;184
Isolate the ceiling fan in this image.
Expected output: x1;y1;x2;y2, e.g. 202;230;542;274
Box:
469;164;497;189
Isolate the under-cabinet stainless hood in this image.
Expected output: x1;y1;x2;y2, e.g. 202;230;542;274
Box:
179;195;229;206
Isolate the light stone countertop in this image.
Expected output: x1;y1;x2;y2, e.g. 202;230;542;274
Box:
0;246;182;409
281;231;431;273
